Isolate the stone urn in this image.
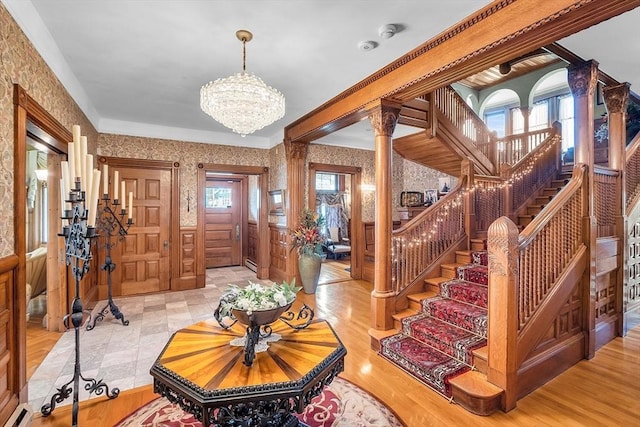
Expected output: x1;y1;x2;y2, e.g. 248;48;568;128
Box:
298;252;322;294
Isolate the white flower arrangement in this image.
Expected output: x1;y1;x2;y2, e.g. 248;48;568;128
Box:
217;279;300;318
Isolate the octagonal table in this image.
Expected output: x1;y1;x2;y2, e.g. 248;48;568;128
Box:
150;318;346;426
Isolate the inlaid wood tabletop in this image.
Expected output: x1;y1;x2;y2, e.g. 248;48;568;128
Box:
150;317;346;425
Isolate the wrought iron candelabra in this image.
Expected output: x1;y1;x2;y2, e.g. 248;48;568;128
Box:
86;194;133;330
41;181;119;427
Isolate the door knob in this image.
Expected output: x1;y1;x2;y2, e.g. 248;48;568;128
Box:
235;224;240;241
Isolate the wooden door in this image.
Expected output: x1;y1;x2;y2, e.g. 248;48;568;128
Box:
204;179;242;268
114;167;172;295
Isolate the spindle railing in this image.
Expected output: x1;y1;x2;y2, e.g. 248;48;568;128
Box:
391;178;466;294
433;86;495;159
625;132;640;212
503;129;562;213
593;166;620;238
495;128;553;166
516;164;587;329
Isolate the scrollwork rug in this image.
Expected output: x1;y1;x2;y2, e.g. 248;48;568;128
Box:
114;377;404;427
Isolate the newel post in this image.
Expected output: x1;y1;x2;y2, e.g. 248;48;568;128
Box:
487;216;519;411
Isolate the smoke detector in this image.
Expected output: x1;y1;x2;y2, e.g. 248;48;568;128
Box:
379;24;397;39
358;40;377;51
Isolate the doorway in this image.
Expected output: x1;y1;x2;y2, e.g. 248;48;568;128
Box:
309;163;362;283
197;164;270;282
204;177;244;268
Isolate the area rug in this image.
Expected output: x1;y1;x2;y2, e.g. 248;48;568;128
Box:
115;377;404;427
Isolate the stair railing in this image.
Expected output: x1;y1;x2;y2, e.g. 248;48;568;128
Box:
625;131;640;212
594;165;621;238
391;177;466;294
494;128;554;166
433;86;496;160
500;124;563;217
486;163;588;410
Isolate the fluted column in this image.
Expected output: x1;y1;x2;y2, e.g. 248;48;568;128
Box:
285;138;309;284
368;100;401;331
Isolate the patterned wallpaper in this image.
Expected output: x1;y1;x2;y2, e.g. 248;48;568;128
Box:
308;144;376;222
98;133;272;227
0;4;96;257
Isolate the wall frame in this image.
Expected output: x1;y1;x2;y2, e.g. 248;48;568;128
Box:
269;189;285;216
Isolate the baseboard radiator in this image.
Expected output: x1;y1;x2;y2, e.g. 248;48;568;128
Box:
3;404;33;427
245;258;257;272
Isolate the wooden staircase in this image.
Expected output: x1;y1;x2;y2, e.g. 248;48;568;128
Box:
377;172;574;415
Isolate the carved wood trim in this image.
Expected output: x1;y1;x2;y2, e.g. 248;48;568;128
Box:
284;0;638;143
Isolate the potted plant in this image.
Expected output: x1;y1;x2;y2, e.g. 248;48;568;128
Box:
291;209;326;293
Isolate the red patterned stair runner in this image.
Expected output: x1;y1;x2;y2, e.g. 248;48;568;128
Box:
380;251;488;397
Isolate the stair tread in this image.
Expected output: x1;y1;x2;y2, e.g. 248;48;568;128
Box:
424;277;449;286
449;370;503;398
393;307;420;321
407;291;436;302
473;345;488;361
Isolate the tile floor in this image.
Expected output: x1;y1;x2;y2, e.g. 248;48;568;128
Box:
28;266;274;412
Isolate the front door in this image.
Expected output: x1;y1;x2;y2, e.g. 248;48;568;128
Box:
205;179;242;268
114;166;172;295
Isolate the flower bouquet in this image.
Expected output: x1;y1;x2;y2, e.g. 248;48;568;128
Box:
215;279;300;327
291;209;326;256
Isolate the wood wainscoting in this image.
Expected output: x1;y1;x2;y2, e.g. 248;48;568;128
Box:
0;255;19;425
174;227;200;290
269;224;288;284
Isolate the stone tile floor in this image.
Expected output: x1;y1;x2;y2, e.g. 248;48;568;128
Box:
28;266;273;412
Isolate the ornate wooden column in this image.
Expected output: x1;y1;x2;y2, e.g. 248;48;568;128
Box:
568;60;598;166
604;83;630;170
284;138;309;284
368;100;401;331
603;82;630;336
568;60;599;357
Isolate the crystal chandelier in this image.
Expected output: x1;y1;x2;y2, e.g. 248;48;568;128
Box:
200;30;285;137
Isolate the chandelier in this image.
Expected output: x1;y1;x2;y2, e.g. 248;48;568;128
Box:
200;30;285;137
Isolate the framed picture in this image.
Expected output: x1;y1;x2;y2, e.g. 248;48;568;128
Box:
400;191;424;207
424;189;438;205
269;189;285;215
438;177;451;194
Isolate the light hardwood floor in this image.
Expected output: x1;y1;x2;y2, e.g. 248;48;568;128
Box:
29;278;640;426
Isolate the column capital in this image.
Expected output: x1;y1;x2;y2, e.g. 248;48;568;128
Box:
567;60;599;99
367;101;401;137
284;138;308;161
604;82;631;115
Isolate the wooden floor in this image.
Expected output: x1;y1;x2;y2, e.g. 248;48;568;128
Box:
30;279;640;426
318;257;351;285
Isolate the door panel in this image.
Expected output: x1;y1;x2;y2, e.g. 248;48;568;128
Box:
205;180;241;268
114;167;171;295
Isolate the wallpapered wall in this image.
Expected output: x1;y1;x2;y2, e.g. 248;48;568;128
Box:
98;133;272;227
0;4;96;257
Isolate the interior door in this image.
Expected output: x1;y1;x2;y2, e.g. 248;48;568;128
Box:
114;167;172;295
205;179;242;268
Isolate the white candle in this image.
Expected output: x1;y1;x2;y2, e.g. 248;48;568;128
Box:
114;170;119;200
102;164;108;197
121;181;126;211
74;137;82;181
61;161;71;196
68;143;76;182
72;125;81;143
80;136;88;191
85;155;93;201
128;191;133;219
87;170;101;227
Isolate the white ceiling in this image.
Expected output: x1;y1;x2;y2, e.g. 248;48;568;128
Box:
3;1;639;150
